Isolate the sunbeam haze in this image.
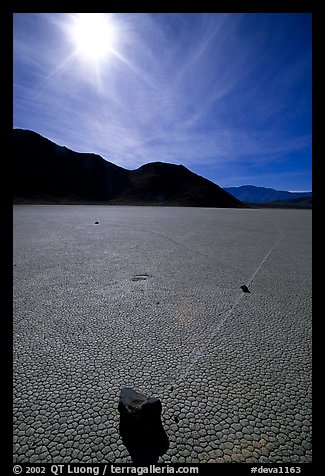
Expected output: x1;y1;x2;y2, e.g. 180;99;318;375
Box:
13;13;312;191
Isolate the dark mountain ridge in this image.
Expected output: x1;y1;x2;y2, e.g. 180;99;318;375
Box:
13;129;242;208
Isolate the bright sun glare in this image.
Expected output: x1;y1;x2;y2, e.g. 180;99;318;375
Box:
69;13;118;62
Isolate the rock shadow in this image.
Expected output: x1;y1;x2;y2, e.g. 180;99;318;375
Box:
118;387;170;464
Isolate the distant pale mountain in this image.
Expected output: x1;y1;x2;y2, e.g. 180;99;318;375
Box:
224;185;312;204
13;129;242;208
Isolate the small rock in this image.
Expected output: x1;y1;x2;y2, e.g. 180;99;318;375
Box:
241;285;250;293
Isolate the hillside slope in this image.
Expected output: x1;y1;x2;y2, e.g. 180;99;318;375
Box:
13;129;242;208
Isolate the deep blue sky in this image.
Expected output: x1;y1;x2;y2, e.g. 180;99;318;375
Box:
13;13;312;191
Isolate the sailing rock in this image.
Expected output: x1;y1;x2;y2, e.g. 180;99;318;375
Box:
241;285;250;293
118;387;169;464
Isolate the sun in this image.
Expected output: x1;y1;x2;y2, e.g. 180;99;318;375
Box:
68;13;118;63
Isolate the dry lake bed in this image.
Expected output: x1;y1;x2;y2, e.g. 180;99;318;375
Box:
13;205;312;464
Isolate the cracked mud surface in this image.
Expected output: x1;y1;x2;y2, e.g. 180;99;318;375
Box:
13;205;312;463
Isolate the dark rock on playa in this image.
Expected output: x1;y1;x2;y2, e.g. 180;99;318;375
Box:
241;285;250;293
118;387;169;464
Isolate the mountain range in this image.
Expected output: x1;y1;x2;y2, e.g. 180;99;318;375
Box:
12;129;241;208
13;129;312;209
224;185;312;205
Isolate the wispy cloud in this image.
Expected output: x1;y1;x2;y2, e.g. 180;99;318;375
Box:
13;12;312;190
